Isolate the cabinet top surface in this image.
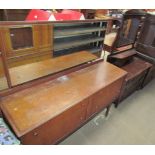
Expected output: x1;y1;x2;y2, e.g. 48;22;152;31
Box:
1;61;127;137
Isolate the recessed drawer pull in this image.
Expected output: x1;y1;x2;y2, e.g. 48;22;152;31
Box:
33;132;38;136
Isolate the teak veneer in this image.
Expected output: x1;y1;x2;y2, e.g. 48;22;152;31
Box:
1;61;127;144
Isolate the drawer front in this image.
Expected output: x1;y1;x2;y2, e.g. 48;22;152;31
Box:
120;71;147;101
20;99;88;145
87;78;123;118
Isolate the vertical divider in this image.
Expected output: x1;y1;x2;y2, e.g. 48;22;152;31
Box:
0;30;12;88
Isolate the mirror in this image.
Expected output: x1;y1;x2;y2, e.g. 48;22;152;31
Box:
113;9;146;50
115;18;140;48
0;20;106;89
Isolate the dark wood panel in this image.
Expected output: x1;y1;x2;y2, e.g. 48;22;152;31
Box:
0;9;30;21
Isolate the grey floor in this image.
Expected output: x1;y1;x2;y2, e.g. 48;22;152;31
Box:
60;79;155;145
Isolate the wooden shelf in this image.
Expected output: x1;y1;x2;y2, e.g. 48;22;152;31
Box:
122;57;152;81
54;35;103;51
54;27;106;38
110;49;137;59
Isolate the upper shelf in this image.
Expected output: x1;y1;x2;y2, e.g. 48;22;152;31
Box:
54;35;104;51
54;27;106;38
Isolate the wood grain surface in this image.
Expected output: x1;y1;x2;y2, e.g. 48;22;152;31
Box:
1;61;127;137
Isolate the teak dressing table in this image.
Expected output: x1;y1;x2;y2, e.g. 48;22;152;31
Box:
0;20;127;144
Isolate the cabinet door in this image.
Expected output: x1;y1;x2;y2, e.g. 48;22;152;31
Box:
87;78;123;119
20;98;89;145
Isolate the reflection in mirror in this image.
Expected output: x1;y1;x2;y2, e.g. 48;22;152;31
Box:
0;56;9;90
122;19;132;38
10;27;33;50
5;21;105;87
8;51;97;86
116;18;140;47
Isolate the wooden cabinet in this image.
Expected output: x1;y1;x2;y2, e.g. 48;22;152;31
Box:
117;57;152;103
0;61;127;144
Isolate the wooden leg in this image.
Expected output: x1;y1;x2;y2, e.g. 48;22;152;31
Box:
0;109;2;117
114;101;119;108
105;105;111;117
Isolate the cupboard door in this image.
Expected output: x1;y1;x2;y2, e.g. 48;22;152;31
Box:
20;99;88;145
87;78;123;119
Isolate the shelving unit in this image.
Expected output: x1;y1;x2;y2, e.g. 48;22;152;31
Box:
53;20;107;57
54;34;103;51
54;27;106;38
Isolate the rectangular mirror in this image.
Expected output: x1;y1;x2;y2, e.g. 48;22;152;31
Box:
0;20;107;89
116;18;140;48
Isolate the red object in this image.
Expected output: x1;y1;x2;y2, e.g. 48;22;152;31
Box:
61;10;84;20
53;10;84;21
53;13;73;21
26;9;85;21
26;9;52;21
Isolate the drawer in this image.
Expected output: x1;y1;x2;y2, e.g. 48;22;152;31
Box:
120;71;147;101
20;98;89;145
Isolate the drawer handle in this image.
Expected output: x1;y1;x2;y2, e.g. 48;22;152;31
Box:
33;132;38;136
82;103;85;107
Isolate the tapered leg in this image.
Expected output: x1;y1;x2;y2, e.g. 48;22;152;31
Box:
105;105;111;117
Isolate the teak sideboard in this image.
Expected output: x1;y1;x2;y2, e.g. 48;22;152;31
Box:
1;61;127;144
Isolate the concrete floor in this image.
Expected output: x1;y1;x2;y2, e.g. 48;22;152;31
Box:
60;79;155;145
